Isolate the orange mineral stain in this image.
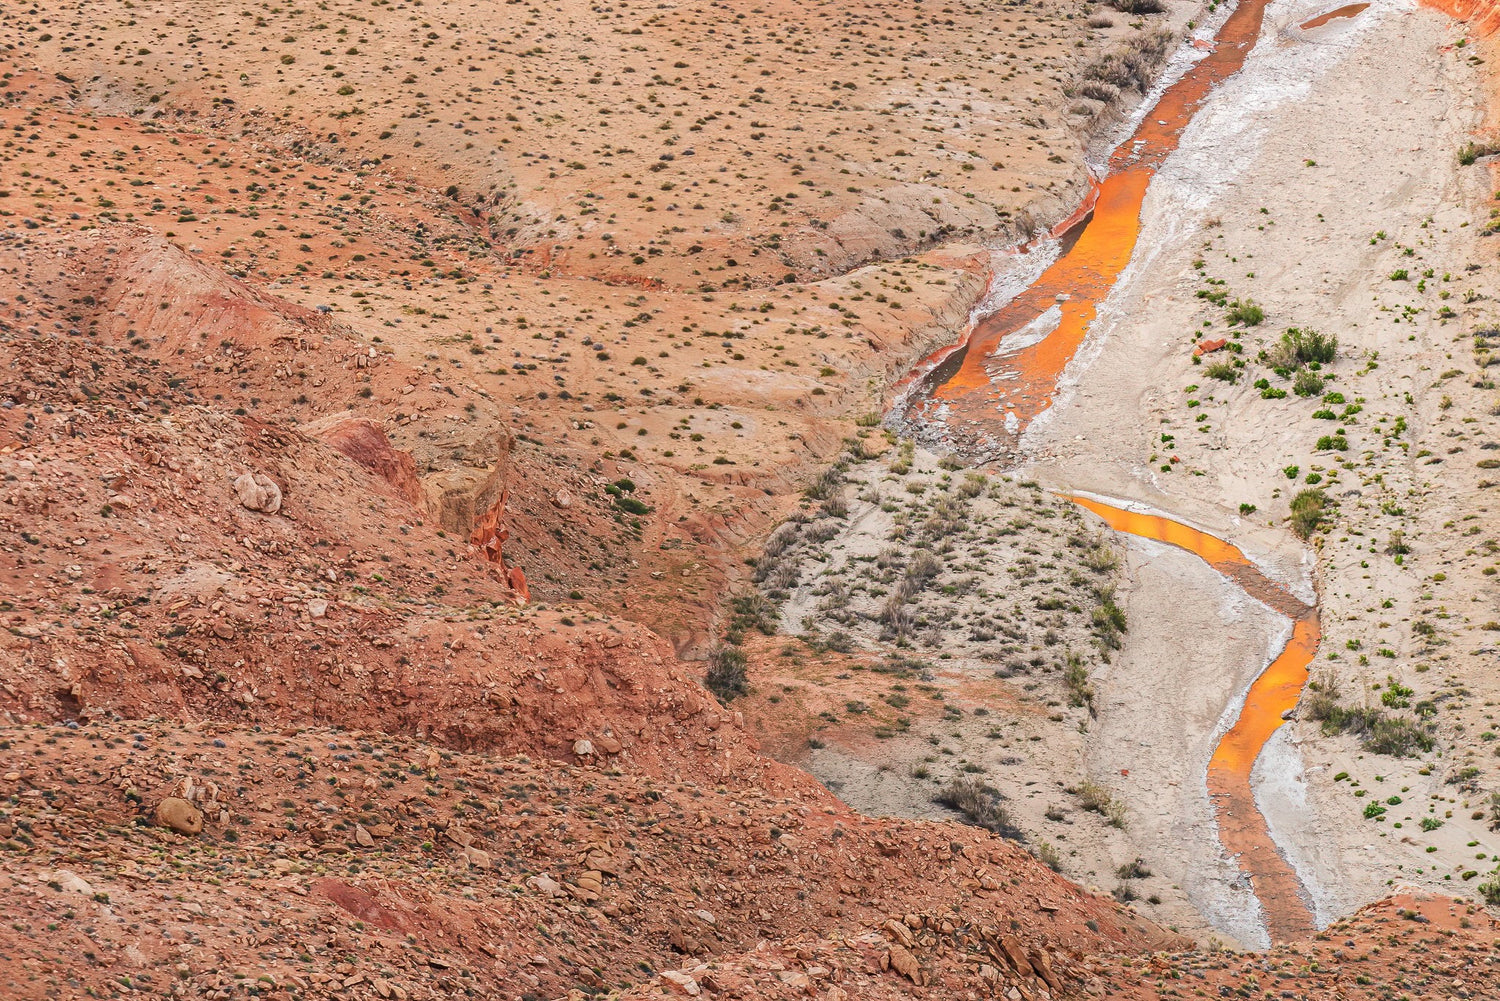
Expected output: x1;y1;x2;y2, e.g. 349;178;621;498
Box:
1066;495;1320;942
906;0;1276;450
1419;0;1500;35
1299;3;1370;30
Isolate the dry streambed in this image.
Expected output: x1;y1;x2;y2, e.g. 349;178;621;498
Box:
737;439;1222;936
740;0;1500;950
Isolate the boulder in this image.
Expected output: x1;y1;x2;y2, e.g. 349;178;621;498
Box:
234;472;282;514
153;797;204;835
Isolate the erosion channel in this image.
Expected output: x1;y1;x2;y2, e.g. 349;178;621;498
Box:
874;0;1422;948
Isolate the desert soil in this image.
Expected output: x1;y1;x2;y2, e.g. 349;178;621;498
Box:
4;0;1500;996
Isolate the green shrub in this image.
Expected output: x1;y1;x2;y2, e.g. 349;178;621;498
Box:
1226;299;1264;326
1289;488;1329;539
1032;841;1063;872
1090;587;1128;649
1075;780;1128;828
1205;361;1238;382
1460;141;1499;167
1306;684;1435;756
1270;327;1338;370
1294;369;1325;397
614;495;650;515
726;592;779;641
1082;543;1118;573
1064;653;1096;715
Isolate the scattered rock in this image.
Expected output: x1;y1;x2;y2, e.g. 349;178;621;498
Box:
527;874;564;898
42;869;94;896
572;738;595;757
886;944;923;985
659;970;701;996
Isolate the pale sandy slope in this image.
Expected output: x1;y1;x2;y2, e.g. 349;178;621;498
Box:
1024;0;1497;945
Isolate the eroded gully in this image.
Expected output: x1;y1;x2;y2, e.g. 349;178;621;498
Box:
892;0;1332;943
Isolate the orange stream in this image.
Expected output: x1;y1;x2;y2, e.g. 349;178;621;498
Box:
1067;496;1320;942
906;0;1274;446
1299;3;1370;30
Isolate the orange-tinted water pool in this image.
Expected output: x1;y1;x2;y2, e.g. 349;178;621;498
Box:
1299;3;1371;30
1067;495;1319;941
1302;2;1374;30
903;0;1275;451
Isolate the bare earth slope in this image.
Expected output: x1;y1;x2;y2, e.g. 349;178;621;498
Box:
4;0;1500;998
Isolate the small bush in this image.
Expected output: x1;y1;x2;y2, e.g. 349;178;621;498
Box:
819;493;849;519
1064;653;1096;715
1308;685;1435;756
1293;369;1325;397
1082;542;1118;573
908;551;943;584
1205;361;1238;383
805;464;847;501
704;646;749;702
726;592;779;640
1108;0;1164;13
935;777;1023;840
1078;81;1119;103
1084;30;1173;93
1090;587;1128;649
1075;781;1128;828
1289;488;1329;539
1460;141;1499;167
1270;327;1338;370
1226;299;1264;326
614;495;650;515
1117;857;1153;880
